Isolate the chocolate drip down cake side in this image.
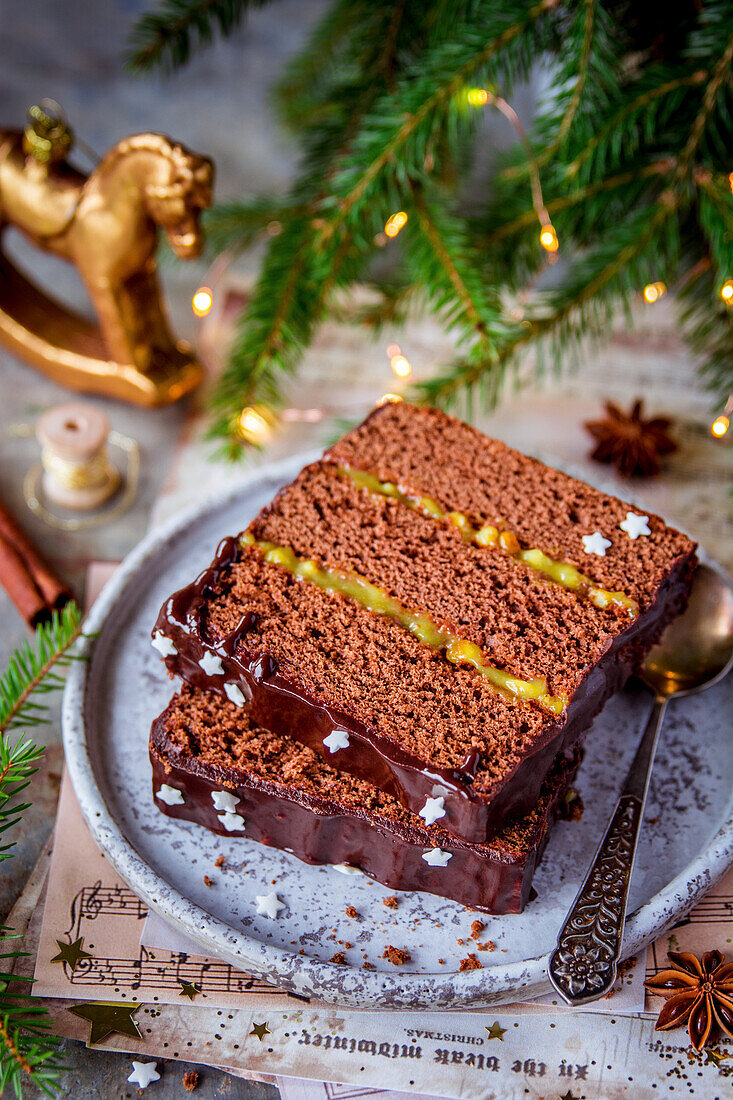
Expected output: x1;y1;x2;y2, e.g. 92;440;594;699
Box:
150;402;697;914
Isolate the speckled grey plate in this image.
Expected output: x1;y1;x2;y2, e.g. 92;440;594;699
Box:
62;454;733;1009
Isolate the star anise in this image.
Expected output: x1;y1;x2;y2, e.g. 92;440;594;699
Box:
585;399;677;477
644;949;733;1050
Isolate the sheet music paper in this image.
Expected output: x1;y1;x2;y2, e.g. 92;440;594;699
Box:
27;771;733;1097
32;774;303;1009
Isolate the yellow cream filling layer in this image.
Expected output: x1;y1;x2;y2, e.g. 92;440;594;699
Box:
336;465;638;618
241;532;567;715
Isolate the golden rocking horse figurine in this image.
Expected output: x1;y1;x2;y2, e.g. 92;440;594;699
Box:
0;105;213;405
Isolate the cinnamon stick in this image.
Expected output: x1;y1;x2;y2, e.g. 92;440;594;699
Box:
0;500;74;628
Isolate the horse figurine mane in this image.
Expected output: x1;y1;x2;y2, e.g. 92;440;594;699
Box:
0;123;213;406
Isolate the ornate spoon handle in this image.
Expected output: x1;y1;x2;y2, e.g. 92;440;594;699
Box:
548;696;667;1005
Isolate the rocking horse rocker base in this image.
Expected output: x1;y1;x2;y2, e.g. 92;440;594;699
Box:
0;253;203;406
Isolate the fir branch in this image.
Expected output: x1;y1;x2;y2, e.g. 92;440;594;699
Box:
0;608;84;1096
540;0;596;159
128;0;733;445
678;256;733;406
327;282;418;332
206;213;339;456
127;0;267;72
202;197;300;258
0;995;64;1098
416;200;678;410
0;735;45;860
406;184;516;350
273;0;385;131
564;69;708;184
481;161;672;246
273;0;421;133
504;0;602;179
206;0;426;451
678;20;733;173
411;191;485;334
689;183;733;403
0;604;82;735
698;181;733;271
379;0;408;91
315;0;560;247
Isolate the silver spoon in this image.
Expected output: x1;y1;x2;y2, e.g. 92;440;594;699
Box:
548;562;733;1006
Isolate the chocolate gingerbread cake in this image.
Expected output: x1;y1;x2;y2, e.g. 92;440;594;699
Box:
150;687;582;914
153;402;696;843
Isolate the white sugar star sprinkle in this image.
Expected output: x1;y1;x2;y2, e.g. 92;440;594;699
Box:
419;796;446;826
151;631;177;657
127;1061;160;1088
224;682;246;706
157;784;184;806
211;790;239;813
323;729;350;753
619;511;650;539
218;810;246;831
332;863;363;876
256;891;286;919
582;531;612;557
199;650;224;676
422;847;452;867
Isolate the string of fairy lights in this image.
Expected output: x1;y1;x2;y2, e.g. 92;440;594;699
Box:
189;85;732;443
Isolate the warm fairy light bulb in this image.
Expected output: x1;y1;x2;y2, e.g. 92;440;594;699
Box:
467;88;489;107
384;211;408;238
539;224;559;253
643;281;667;304
192;287;213;317
390;354;411;378
238;406;269;440
376;393;402;407
712;415;730;438
729;172;733;194
721;279;733;303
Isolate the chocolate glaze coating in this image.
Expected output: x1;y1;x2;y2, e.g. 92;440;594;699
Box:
150;696;582;915
154;537;696;844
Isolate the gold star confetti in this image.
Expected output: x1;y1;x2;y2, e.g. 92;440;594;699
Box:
559;1091;579;1100
50;937;92;971
704;1048;731;1067
250;1021;271;1041
67;1001;143;1046
485;1022;507;1040
178;980;202;1000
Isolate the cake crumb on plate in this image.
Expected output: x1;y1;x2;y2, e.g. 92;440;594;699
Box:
382;945;411;965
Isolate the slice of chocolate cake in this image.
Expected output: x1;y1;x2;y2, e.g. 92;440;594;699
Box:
150;687;582;915
154;402;696;843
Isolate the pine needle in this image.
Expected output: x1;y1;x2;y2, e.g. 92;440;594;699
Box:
0;604;84;1096
0;604;83;735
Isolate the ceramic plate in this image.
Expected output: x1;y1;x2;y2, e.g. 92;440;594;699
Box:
62;454;733;1008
